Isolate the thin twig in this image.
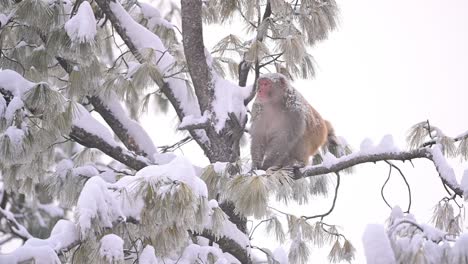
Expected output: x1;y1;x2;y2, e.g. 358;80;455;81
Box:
303;172;341;220
381;164;393;210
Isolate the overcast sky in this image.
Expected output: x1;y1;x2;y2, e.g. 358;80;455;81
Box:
144;0;468;262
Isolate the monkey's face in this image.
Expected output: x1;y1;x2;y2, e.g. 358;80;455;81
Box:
256;78;284;103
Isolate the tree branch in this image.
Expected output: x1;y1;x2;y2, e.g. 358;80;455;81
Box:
56;56;156;157
181;0;214;114
93;0;213;158
296;148;464;197
70;126;148;170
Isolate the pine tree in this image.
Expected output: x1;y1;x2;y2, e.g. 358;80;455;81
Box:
0;0;467;263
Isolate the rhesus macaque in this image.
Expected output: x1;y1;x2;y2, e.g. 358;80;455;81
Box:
250;73;337;170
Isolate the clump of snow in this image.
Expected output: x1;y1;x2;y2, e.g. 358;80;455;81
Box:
0;13;9;28
73;164;99;178
64;1;97;44
460;169;468;198
360;138;374;151
24;220;78;251
133;156;208;197
5;97;24;123
212;76;249;132
213;161;228;174
420;223;445;242
5;126;25;146
321;152;338;168
208;199;219;208
273;247;288;264
55;159;74;178
100;234;124;263
0;69;35;96
452;233;468;262
179;111;210;129
139;2;174;29
73;104;120;148
76;177;124;236
153;152;177;165
203;204;250;249
362;224;396;264
375;134;399;152
430;145;459;188
140;245;158;264
37;203;64;218
101;93;157;157
0;245;60;264
0;96;6;116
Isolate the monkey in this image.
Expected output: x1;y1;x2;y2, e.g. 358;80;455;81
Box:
250;73;338;170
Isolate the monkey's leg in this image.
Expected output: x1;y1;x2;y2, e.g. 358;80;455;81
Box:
261;134;298;170
250;136;266;170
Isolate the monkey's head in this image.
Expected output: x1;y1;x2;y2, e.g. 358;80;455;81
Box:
256;74;289;104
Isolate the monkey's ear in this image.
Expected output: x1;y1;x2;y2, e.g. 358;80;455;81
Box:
279;76;287;89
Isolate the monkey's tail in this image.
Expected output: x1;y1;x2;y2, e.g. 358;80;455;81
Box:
324;120;344;158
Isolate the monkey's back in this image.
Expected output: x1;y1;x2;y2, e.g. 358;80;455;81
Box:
291;100;328;164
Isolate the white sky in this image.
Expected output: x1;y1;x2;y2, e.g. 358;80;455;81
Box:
142;0;468;262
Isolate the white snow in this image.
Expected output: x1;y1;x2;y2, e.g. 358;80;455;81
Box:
273;247;288;264
360;138;374;151
109;1;200;117
212;76;250;132
451;233;468;262
0;13;9;28
139;245;158;264
37;203;64;218
139;2;174;29
0;96;6;116
375;134;399;152
55;159;74;178
0;207;32;239
132;156;208;197
203;205;250;249
5;97;24;123
460;169;468;198
100;234;124;263
24;220;78;251
179;110;210;129
362;224;396;264
321;152;338;168
76;177;124;236
73;164;99;178
0;69;35;96
153;152;177;165
64;1;97;44
0;245;60;264
73;104;121;148
429;145;459;189
4;126;25;146
100;93;157;157
213;161;228;174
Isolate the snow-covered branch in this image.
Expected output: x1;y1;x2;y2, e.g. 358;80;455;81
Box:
70;125;148;171
298;147;463;197
56;57;157;158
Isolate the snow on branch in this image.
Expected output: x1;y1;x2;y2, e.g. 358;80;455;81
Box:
94;0;211;151
88;95;157;158
94;0;200;118
297;146;464;197
71;104;150;170
0;207;32;240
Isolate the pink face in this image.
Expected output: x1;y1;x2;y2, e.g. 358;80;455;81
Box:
257;77;286;101
257;78;273;99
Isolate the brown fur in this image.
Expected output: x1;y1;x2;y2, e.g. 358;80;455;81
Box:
250;74;334;170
